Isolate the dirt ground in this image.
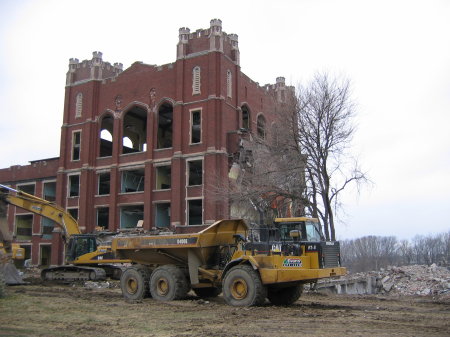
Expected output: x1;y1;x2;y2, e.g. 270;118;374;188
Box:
0;281;449;337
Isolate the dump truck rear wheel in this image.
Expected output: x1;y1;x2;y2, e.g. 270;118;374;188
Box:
223;265;266;306
120;266;150;301
267;284;303;305
150;265;190;301
193;287;221;298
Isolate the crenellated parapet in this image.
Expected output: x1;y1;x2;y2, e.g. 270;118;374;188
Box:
176;19;239;65
66;51;123;86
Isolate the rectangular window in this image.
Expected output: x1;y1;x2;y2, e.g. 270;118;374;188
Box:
97;207;109;229
121;168;145;193
188;160;203;186
68;175;80;197
68;208;78;221
120;205;144;229
191;110;201;144
188;199;202;226
155;165;171;190
43;181;56;201
17;184;35;195
72;131;81;161
155;203;170;228
40;244;52;266
41;217;55;240
98;172;110;195
15;214;33;240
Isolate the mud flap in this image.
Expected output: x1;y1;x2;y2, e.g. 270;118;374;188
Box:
0;262;25;285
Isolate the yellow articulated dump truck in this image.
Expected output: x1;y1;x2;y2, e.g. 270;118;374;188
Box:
112;218;346;306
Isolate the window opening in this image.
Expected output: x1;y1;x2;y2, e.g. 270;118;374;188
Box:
156;165;171;190
40;245;52;266
257;115;266;139
68;208;78;221
17;184;35;195
99;115;114;157
43;182;56;201
188;199;202;226
157;103;173;148
121;169;145;193
227;70;232;98
188;160;203;186
120;205;144;229
75;93;83;118
191;110;201;144
68;175;80;197
98;172;110;195
72;131;81;161
192;66;201;95
242;106;250;130
97;207;109;229
15;214;33;240
41;218;55;240
122;106;147;154
155;203;170;228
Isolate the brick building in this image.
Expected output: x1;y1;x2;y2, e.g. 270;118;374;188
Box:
0;19;293;266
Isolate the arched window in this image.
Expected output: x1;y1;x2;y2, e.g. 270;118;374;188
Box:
192;66;201;95
257;114;266;139
227;70;232;98
241;105;250;130
122;106;147;154
157;103;173;149
75;93;83;118
99;115;114;157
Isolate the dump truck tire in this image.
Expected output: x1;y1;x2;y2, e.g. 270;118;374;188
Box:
193;287;221;298
150;265;190;301
222;264;267;306
120;266;150;301
267;284;303;305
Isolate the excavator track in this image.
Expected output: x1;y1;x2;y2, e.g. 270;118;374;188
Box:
41;266;107;281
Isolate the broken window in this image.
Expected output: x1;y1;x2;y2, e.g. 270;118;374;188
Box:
191;109;201;144
68;208;78;221
43;181;56;201
98;172;110;195
242;105;250;130
157;103;173;149
99;115;114;157
120;205;144;229
155;203;170;228
15;214;33;240
227;70;232;98
97;207;109;229
41;217;55;240
40;245;52;266
155;165;171;190
188;199;202;226
72;131;81;161
121;168;145;193
75;93;83;118
188;160;203;186
17;184;35;195
257;114;266;139
122;106;147;154
68;175;80;197
192;66;201;95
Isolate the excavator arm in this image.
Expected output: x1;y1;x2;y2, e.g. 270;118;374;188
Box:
0;184;81;239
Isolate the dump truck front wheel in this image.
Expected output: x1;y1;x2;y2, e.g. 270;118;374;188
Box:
222;264;266;306
150;265;190;301
267;284;303;305
120;266;150;301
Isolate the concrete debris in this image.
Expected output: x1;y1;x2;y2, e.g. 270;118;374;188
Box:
84;281;110;289
312;264;450;297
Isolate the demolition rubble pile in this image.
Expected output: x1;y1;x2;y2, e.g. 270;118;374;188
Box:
340;264;450;297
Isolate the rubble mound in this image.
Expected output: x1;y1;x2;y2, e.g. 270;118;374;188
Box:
377;264;450;297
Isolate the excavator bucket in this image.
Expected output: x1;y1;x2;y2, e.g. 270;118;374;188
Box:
0;193;25;285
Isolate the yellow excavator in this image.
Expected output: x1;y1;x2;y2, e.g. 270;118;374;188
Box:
0;184;129;283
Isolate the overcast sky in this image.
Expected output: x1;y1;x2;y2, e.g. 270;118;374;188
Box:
0;0;449;240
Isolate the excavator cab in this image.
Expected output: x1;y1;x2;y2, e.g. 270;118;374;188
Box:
65;235;98;263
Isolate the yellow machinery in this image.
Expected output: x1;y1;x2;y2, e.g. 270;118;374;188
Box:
0;184;129;281
112;218;346;306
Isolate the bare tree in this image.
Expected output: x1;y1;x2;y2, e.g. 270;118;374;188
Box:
295;73;368;240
